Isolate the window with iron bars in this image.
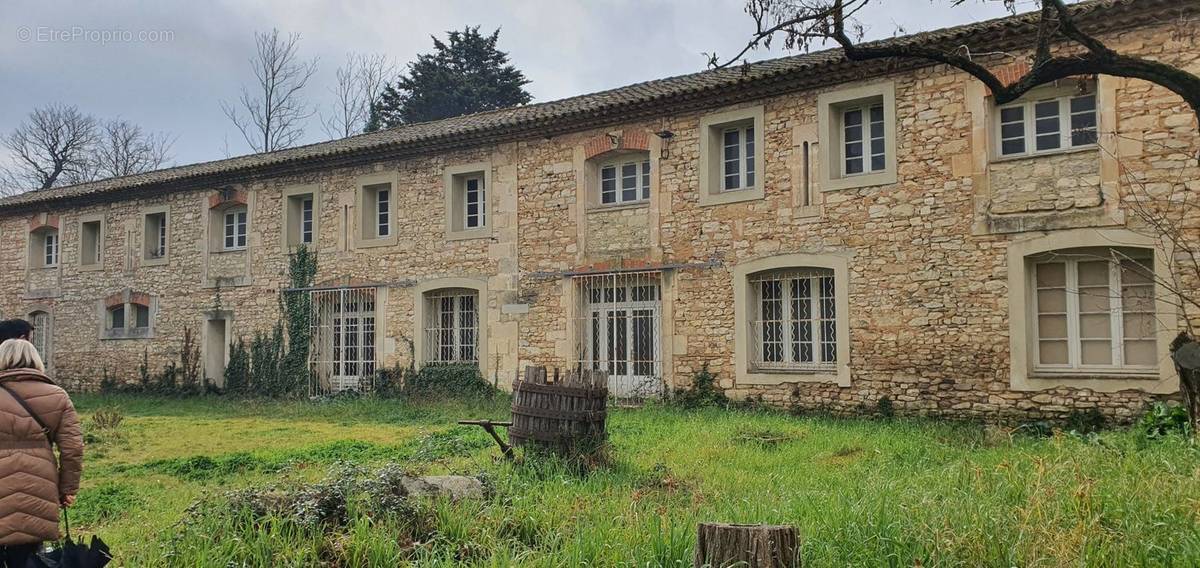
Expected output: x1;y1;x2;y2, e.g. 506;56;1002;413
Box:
423;289;479;364
749;269;837;371
309;287;377;394
572;271;663;398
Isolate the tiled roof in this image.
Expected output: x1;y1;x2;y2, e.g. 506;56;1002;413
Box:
0;0;1178;211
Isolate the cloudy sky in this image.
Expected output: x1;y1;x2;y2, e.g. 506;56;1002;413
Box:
0;0;1025;169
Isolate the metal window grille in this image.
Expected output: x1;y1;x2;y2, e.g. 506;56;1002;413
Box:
571;271;663;400
29;311;49;361
423;289;479;364
309;287;377;395
749;269;837;372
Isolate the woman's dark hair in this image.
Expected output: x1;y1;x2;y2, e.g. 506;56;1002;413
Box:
0;319;34;343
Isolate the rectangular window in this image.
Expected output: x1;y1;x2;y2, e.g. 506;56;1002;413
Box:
300;197;314;244
1033;252;1156;371
223;210;247;250
145;212;168;259
81;221;102;266
599;158;651;205
43;232;59;267
751;269;837;371
842;103;885;176
998;92;1098;157
464;176;485;229
574;272;663;398
425;290;479;364
309;288;377;393
722;126;755;191
376;189;390;237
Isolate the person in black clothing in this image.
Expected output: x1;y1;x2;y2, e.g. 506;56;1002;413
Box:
0;320;33;344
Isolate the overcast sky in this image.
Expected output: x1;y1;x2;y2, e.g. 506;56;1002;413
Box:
0;0;1027;169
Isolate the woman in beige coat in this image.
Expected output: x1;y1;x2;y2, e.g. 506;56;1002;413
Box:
0;338;83;566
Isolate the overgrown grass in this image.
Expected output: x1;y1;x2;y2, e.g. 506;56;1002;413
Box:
68;394;1200;567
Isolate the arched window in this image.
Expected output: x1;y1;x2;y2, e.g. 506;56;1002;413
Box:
423;289;479;364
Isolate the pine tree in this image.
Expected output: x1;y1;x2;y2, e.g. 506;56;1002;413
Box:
368;26;531;129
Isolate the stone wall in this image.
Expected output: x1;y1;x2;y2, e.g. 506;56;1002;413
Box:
0;18;1196;423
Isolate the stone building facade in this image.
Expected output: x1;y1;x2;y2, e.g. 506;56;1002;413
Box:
1;0;1196;422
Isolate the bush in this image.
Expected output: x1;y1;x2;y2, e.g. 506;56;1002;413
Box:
1136;403;1191;439
224;338;250;394
90;406;124;431
876;396;895;419
404;364;495;398
375;364;408;398
672;364;728;409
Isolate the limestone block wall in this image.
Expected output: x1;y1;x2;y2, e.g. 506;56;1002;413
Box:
0;18;1194;423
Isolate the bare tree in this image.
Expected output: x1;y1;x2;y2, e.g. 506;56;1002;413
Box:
222;28;319;153
715;0;1200;120
723;0;1200;428
322;53;395;139
76;119;175;182
0;104;97;195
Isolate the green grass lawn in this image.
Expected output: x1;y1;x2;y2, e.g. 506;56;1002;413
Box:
68;394;1200;567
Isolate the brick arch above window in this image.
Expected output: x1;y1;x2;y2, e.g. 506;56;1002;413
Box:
582;130;651;161
27;213;60;232
208;188;248;210
100;289;156;340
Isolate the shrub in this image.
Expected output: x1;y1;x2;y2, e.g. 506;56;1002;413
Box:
876;396;895;419
375;364;409;398
672;364;728;409
224;338;250;394
1136;402;1191;439
405;364;495;398
90;406;124;431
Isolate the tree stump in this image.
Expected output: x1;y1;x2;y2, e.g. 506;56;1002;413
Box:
694;523;800;568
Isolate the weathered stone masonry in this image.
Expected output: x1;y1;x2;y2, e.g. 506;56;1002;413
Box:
0;0;1196;422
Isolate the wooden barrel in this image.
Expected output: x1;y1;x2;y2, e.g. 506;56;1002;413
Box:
509;366;608;455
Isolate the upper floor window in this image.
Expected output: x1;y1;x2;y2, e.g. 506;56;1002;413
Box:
600;158;650;205
359;181;393;242
223;207;248;250
284;188;318;249
841;103;885;176
144;211;168;260
749;268;837;372
30;228;60;269
463;175;485;229
997;91;1097;158
722;125;755;191
1032;248;1156;372
80;219;103;268
817;81;897;192
698;106;765;206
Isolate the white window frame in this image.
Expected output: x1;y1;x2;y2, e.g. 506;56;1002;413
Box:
720;125;755;192
1031;253;1156;374
43;231;59;267
996;92;1098;158
839;103;886;178
749;269;838;372
300;197;314;245
463;175;486;229
223;209;248;251
574;272;664;398
424;290;479;364
309;287;378;394
598;157;651;205
375;187;391;238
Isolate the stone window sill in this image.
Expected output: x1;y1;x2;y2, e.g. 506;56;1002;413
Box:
102;328;152;340
447;227;492;242
142;256;169;267
356;236;398;249
212;248;246;255
740;368;844;386
991;144;1097;164
823;170;897;192
78;263;104;272
698;186;764;207
1030;369;1158;381
588;201;649;213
